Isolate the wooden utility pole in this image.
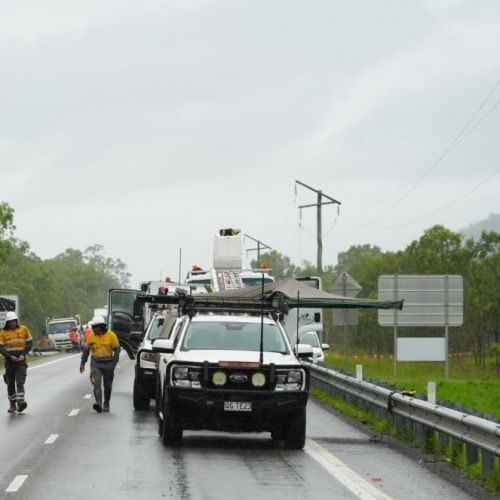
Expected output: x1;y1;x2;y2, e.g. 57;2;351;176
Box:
296;180;341;276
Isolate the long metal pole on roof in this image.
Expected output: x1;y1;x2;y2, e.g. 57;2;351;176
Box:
296;180;341;276
259;273;265;365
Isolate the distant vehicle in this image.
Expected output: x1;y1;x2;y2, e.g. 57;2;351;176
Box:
153;301;313;449
93;307;108;320
46;317;79;351
185;229;274;291
298;330;329;365
279;276;324;347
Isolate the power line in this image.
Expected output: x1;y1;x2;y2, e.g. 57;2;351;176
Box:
338;95;500;236
372;167;500;230
345;77;500;214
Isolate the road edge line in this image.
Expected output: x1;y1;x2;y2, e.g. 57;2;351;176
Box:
305;438;391;500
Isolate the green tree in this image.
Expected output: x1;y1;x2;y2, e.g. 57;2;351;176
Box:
0;202;15;240
335;244;383;274
0;201;131;337
251;250;298;279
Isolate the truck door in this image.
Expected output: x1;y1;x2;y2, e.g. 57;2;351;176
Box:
108;289;144;359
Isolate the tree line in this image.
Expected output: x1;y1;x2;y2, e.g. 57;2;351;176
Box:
0;202;130;337
252;225;500;366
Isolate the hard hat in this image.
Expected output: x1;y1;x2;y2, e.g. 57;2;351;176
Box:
5;311;18;322
90;316;106;326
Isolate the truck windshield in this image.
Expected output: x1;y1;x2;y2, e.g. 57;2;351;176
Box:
48;321;76;334
299;332;319;348
147;318;165;340
181;321;288;353
241;277;274;287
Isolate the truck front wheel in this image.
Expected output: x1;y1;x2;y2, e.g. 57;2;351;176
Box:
133;379;150;410
284;408;306;450
161;392;183;446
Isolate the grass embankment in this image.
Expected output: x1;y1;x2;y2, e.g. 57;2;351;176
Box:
311;385;500;494
324;352;500;418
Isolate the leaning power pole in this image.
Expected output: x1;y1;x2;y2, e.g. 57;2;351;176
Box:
295;180;341;276
245;234;272;262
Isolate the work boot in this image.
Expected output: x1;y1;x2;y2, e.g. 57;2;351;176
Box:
93;403;102;413
103;401;110;413
17;400;27;413
7;404;16;414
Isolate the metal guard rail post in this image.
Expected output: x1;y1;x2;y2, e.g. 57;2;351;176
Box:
303;362;500;457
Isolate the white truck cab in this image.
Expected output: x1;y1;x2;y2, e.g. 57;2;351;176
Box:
153;306;313;449
46;317;78;351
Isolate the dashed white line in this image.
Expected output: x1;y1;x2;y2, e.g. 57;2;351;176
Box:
83;394;91;399
44;434;59;444
305;438;392;500
68;409;80;417
5;475;28;492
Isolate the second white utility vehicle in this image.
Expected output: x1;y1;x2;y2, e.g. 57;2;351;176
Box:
133;308;181;410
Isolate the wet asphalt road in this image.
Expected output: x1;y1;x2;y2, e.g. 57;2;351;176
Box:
0;354;487;500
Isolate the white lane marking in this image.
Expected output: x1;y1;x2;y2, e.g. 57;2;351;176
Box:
5;475;28;492
45;434;59;444
84;394;91;399
305;438;392;500
28;354;80;371
68;409;80;417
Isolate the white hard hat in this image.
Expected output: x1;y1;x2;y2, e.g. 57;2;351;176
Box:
5;311;18;322
90;316;106;326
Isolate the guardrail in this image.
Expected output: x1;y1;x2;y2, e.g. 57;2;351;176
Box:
304;362;500;480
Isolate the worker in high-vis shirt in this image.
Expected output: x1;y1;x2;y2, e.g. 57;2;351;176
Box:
80;316;120;413
0;311;33;413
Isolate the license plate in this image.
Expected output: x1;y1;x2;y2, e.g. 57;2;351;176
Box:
224;401;252;412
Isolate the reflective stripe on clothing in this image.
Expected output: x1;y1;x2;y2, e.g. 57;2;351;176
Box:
85;331;119;359
0;326;32;352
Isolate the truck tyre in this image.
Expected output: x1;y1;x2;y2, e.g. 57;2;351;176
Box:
161;391;183;446
133;379;150;410
271;426;284;441
155;376;163;436
284;408;306;450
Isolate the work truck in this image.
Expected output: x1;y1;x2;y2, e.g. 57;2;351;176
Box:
185;229;274;291
46;317;79;351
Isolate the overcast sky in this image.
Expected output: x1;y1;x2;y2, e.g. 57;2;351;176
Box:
1;0;499;286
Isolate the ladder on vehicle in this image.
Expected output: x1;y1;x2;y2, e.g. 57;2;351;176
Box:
211;269;244;291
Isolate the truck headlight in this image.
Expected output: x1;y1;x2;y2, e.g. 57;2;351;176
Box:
251;372;266;388
287;370;302;384
212;370;227;387
174;366;189;380
275;369;304;391
140;352;158;363
172;365;201;387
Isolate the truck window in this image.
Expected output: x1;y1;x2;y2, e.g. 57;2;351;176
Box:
48;321;77;335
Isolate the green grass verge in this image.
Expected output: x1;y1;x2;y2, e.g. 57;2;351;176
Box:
310;386;500;494
324;353;500;418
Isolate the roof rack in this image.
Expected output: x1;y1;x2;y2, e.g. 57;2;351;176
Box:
134;292;288;317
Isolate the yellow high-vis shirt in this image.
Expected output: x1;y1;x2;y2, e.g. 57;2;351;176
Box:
0;326;33;354
86;330;119;360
